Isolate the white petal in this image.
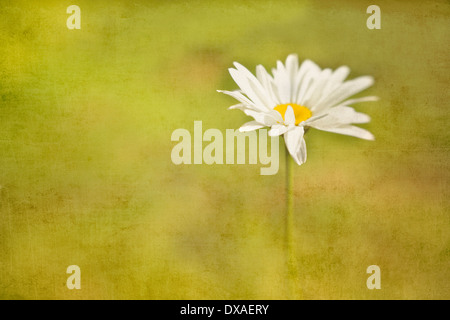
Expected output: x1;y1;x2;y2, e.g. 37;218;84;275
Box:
268;124;288;136
335;106;371;124
296;138;307;165
256;65;280;105
267;109;284;123
340;96;379;105
297;59;321;81
314;76;374;112
321;65;350;96
284;126;307;165
256;64;274;82
303;113;328;125
217;90;262;111
285;54;299;101
243;109;269;125
285;54;299;73
273;60;291;103
268;78;282;106
239;121;265;132
295;59;321;103
228;103;246;110
304;68;332;108
284;105;295;125
232;63;275;109
229;68;269;110
314;124;375;141
310;106;371;126
244;109;279;126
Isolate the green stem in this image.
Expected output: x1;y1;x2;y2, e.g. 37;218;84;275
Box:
285;149;301;299
285;149;294;252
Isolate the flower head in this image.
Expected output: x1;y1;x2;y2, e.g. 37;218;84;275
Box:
218;54;377;165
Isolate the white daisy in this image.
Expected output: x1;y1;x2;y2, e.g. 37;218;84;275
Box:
218;54;377;165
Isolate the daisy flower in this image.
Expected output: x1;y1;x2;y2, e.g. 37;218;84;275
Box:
218;54;377;165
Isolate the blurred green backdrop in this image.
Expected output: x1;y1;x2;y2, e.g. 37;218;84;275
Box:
0;0;449;299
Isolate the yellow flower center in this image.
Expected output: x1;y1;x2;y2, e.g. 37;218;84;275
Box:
274;103;312;125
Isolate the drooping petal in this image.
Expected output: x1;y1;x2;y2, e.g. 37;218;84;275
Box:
284;126;307;165
239;121;265;132
297;138;307;165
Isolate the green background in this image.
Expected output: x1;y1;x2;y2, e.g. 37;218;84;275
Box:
0;0;448;299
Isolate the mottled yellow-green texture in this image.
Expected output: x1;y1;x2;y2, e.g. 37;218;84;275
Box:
0;0;449;300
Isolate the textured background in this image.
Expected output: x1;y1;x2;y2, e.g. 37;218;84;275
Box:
0;0;449;299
